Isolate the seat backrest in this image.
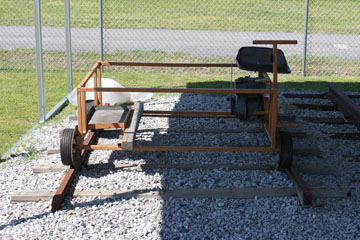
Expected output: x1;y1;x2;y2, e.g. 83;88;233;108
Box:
236;47;291;74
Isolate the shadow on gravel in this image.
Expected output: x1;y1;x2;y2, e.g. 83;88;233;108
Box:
156;83;272;239
67;84;283;239
55;79;360;238
3;81;358;237
0;212;51;231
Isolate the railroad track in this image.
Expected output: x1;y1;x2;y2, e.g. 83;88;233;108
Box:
11;161;350;211
285;83;360;139
11;84;359;211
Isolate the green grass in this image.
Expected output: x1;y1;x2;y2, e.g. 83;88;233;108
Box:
1;69;359;156
1;0;359;34
0;71;82;156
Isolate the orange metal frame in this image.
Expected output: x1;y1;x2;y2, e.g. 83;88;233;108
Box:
75;40;297;153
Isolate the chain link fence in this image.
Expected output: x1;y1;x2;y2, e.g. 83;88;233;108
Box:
0;0;69;155
101;0;359;77
0;0;37;155
306;0;360;76
102;0;304;75
68;0;99;72
2;1;358;76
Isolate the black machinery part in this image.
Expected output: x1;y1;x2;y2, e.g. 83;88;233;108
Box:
236;47;291;73
60;101;99;169
231;95;247;119
230;46;292;120
230;76;265;120
60;127;83;169
86;100;95;120
60;128;73;166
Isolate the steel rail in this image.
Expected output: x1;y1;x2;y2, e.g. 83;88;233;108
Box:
51;130;99;212
328;83;360;129
51;168;77;212
286;167;312;206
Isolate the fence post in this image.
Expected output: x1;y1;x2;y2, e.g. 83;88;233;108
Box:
302;0;310;76
65;0;73;93
34;0;45;123
99;0;103;67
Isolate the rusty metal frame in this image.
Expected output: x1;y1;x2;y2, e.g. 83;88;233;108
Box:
74;40;297;154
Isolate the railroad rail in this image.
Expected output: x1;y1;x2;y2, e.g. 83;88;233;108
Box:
285;83;360;140
328;84;360;130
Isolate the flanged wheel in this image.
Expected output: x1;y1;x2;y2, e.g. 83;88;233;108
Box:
278;131;293;170
60;126;83;169
231;95;247;120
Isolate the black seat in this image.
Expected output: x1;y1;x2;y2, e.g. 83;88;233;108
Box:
236;47;291;73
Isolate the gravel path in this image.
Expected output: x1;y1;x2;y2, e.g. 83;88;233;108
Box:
1;91;360;239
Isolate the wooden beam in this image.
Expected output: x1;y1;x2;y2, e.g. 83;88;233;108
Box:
33;164;69;173
73;187;296;199
122;102;143;150
11;190;56;202
302;117;351;124
292;103;337;111
33;163;333;175
330;132;360;141
297;165;335;175
11;187;350;203
293;146;321;156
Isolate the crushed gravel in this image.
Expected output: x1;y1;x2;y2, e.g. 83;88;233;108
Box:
1;91;360;239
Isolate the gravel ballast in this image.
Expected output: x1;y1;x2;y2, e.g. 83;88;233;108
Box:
1;91;360;239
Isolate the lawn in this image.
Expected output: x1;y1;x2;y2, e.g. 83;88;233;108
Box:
1;0;359;34
0;71;80;156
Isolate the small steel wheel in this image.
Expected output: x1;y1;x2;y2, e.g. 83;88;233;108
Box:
231;95;247;120
277;131;293;170
60;126;83;169
60;128;73;166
